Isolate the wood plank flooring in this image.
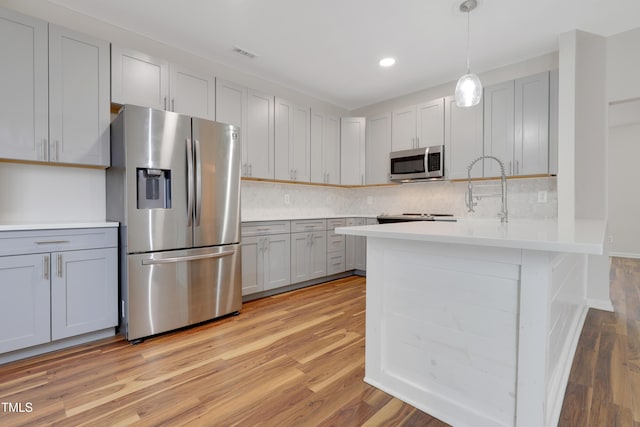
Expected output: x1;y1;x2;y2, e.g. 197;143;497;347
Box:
0;276;446;426
2;257;639;426
559;257;640;426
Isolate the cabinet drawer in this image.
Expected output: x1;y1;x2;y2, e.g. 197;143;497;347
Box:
327;218;346;231
291;219;326;232
241;221;290;237
327;233;345;252
327;253;346;275
0;227;118;257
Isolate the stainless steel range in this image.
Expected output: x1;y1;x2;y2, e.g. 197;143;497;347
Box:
377;213;457;224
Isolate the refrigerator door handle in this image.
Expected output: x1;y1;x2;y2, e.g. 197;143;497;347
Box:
186;138;194;226
194;139;203;227
141;248;236;265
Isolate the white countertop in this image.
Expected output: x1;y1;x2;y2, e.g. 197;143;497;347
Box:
241;214;377;222
336;218;606;254
0;221;119;232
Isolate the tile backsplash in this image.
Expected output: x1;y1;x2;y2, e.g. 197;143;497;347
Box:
241;177;557;221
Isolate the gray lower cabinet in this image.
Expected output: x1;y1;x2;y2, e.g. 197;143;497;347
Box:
346;218;366;271
327;218;346;274
0;227;118;356
290;219;327;284
241;221;291;295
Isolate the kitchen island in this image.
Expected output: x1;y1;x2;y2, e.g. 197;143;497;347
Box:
336;219;606;427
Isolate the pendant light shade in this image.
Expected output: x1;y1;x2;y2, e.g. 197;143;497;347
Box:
455;0;482;107
455;73;482;107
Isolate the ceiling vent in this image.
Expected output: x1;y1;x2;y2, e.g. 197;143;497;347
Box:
233;46;258;59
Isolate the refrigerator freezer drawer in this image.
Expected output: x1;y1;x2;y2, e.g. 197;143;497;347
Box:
125;245;241;341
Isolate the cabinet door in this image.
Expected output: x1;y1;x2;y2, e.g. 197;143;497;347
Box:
111;46;169;110
247;89;275;179
51;248;117;340
215;79;248;172
340;117;366;185
264;233;291;290
391;106;416;151
240;236;261;295
49;25;110;166
169;64;215;120
514;71;549;175
275;97;293;180
310;110;325;183
444;96;484;179
366;112;391;185
291;105;311;182
0;254;50;353
290;232;310;283
417;98;445;148
549;69;559;175
324;115;341;184
309;232;327;279
0;8;48;161
345;218;365;270
483;81;515;177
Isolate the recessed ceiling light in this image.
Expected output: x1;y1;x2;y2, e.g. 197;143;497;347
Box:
379;57;396;67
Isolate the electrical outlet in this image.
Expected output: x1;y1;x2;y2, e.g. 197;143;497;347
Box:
367;196;373;205
284;194;290;205
537;191;547;203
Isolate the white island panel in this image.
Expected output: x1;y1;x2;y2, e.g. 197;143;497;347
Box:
340;220;599;427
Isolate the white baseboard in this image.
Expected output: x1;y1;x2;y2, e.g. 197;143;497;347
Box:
587;298;614;312
610;252;640;259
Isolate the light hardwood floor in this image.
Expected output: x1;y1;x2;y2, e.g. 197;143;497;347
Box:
1;258;638;426
0;276;445;426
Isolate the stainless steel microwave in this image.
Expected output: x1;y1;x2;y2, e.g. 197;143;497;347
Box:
389;145;444;181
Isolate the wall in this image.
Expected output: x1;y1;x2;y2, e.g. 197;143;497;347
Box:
607;27;640;103
241;178;557;221
351;53;558;117
0;0;349;223
608;118;640;257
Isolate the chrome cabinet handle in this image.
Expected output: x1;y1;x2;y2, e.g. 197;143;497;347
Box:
516;160;520;175
249;164;253;177
57;254;63;278
171;98;175;112
35;240;70;245
42;139;48;161
163;96;167;110
43;255;49;280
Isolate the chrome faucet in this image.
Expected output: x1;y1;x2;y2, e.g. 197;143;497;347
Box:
466;156;508;223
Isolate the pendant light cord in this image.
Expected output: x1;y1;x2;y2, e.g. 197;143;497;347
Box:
466;9;471;73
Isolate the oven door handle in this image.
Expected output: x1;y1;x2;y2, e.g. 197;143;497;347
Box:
141;248;235;265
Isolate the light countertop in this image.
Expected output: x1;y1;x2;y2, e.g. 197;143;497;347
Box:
0;221;119;232
336;218;606;255
241;214;378;222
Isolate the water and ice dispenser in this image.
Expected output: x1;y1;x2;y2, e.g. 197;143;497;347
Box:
137;168;171;209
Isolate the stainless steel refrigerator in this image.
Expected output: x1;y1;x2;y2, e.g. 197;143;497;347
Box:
107;105;242;342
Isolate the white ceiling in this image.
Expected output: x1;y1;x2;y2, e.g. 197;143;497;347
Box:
49;0;640;110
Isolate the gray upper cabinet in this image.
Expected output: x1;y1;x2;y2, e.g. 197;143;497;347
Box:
483;80;515;177
483;71;550;177
112;46;215;120
444;96;484;179
310;111;340;184
366;112;391;185
49;25;110;166
514;71;549;176
0;9;110;167
275;98;311;182
391;99;444;152
0;8;48;162
111;46;169;110
341;117;366;185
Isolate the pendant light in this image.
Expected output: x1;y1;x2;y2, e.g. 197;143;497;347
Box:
455;0;482;107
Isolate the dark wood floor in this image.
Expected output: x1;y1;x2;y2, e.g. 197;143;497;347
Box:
0;258;638;426
559;257;640;426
